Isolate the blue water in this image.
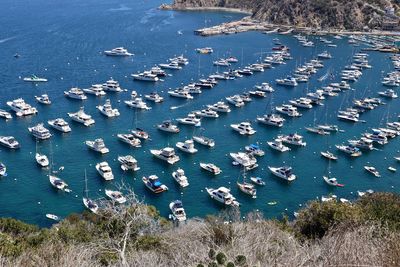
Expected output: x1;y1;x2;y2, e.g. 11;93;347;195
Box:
0;0;399;227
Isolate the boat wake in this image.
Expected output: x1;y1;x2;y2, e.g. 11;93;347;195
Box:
318;69;332;82
170;103;189;110
0;36;17;44
108;5;132;12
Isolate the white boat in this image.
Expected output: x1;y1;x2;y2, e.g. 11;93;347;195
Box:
0;109;12;120
176;139;198;154
348;138;374;150
159;62;182;70
125;97;151;110
68;107;95;126
83;84;106;96
378;89;398;99
28;123;52;140
268;166;296;181
172;168;189;187
36;153;49;167
213;59;230;67
305;127;330;135
102;79;123;92
289;98;313;109
364;166;381;177
169;55;189;65
323;176;344;187
317;51;332;59
48;118;71;133
64;87;87;100
45;214;60;221
244;144;264;156
226;95;245;107
257;114;285;127
255;82;274;92
96;162;114;180
35;94;51;105
276;76;298;86
169;200;187;222
142;175;168;193
7;98;38;117
192;135;215;147
200;162;221;175
0;163;6;177
131;71;159;82
230;122;256;135
320;151;338;160
105;189;126;204
86;139;109;154
23;75;47;82
131;128;150;140
388;166;397;172
316;124;339;132
144;92;164;103
193;108;219;118
267;139;290;152
104;47;133;56
157;120;180;133
206;187;239;207
49;175;70;192
118;155;140;171
150;147;180;164
150;66;167;77
207;102;231;113
277;133;306;146
176;113;201;126
230;152;258;170
250;176;266;186
168;90;193;99
335;144;362;157
117;134;141;147
195;47;213;54
0;136;20;149
275;104;301;117
96;99;120;117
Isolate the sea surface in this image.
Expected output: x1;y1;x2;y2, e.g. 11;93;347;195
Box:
0;0;399;227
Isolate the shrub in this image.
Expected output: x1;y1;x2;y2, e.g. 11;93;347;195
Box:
226;262;235;267
216;252;227;264
235;255;246;266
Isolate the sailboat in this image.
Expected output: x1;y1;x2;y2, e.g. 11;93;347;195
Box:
48;143;70;192
83;169;99;214
322;157;344;187
237;169;257;198
131;109;150;140
305;111;330;135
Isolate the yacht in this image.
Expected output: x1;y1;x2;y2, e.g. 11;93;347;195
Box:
169;200;187;222
150;147;180;164
192;135;215;148
316;124;339;132
97;99;120;117
257;114;285;127
193;108;219;118
28;123;52;140
237;180;257;198
248;90;266;98
0;163;7;177
0;136;20;149
35;94;51;105
64;87;87;100
255;82;274;92
157;120;180;133
7;98;38;117
172;168;189;187
323;176;344;187
143;175;168;193
230;152;258;170
68;107;95;126
195;47;213;54
159;61;182;70
320;151;338;160
117;134;141;147
48;118;71;133
336;144;362;157
237;68;253;76
364;166;381;177
276;76;298;87
176;113;201;126
169;55;189;65
277;133;306;146
105;190;127;204
86;138;109;154
144;92;164;103
102;79;123;92
337;111;359;122
125;97;151;110
200;163;221;175
96;162;114;180
267;139;290;152
268;166;296;181
378;89;398;98
230;122;256;135
213;59;230;67
207;102;231;113
305;127;330;135
150;66;167;77
118;155;140;171
206;187;239;207
226;95;245;107
275;104;301;117
168;90;193;99
176;139;198;154
317;51;332;59
0;109;12;120
363;130;388;145
289;98;313;109
226;56;239;63
250;176;266;186
49;175;70;192
245;144;265;156
104;47;133;56
184;84;202;94
132;71;159;82
132;128;150;140
36;153;49;168
83;84;106;96
348;138;374;150
23;74;48;82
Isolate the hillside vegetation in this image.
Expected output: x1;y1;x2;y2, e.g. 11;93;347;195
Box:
170;0;400;30
0;192;399;266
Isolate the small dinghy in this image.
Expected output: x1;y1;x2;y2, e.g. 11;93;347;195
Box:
323;176;344;187
250;176;266;186
45;214;60;221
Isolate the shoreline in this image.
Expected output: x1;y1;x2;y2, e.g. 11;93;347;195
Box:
158;4;253;15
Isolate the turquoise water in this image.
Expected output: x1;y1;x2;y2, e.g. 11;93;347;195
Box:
0;0;399;227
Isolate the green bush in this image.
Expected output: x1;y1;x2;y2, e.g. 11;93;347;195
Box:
235;255;246;266
226;262;235;267
208;261;218;267
216;252;227;264
208;248;216;259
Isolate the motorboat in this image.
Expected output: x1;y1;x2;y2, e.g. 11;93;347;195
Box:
64;87;87;100
131;71;159;82
45;214;60;221
35;94;51;105
378;89;398;98
105;190;127;204
168;89;193;99
250;177;266;186
96;162;114;180
102;79;123;92
150;66;167;77
157;120;180;133
248;90;266;97
289;98;313;109
192;135;215;148
305;127;330;135
213;59;230;67
195;47;213;54
117;133;141;147
276;76;298;86
118;155;140;171
0;136;20;149
245;144;265;156
97;99;120;117
172;168;189;187
206;187;239;207
28;123;52;140
363;130;388;145
7;98;38;117
230;122;256;135
83;84;106;96
0;109;12;120
169;55;189;65
207;102;231;113
255;82;274;92
36;153;49;167
150;147;180;164
176;139;198;154
104;47;133;56
125;97;151;110
200;163;221;175
277;133;306;146
142;175;168;193
257;114;285;127
364;166;381;177
317;51;332;59
388;166;397;172
348;138;374;150
169;200;187;222
144;92;164;103
159;61;182;70
275;104;301;117
47;118;71;133
268;166;296;181
239;93;252;102
323;176;344;187
267;139;290;152
320;151;338;160
335;144;362;157
237;181;257;198
0;163;6;177
316;124;339;132
176;113;201;127
337;111;359;122
132;128;150;140
23;74;48;82
230;152;258;170
68;107;95;126
193;108;219;118
49;175;70;192
226;95;245;107
237;68;253;76
86;138;109;154
226;56;239;63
